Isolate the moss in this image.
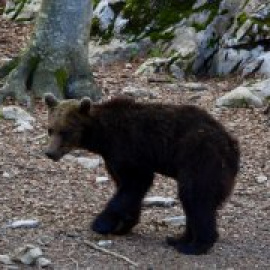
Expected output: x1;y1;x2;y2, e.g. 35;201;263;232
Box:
149;31;175;42
0;57;21;79
26;55;40;89
231;98;250;108
93;0;100;8
122;0;195;40
91;17;101;36
55;68;68;94
148;48;164;58
0;108;3;119
220;9;229;16
207;36;219;49
237;12;248;27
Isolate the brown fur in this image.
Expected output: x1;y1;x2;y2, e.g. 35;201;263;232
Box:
45;95;240;255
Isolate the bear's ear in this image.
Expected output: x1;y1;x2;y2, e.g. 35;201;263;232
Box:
79;97;92;114
44;93;59;109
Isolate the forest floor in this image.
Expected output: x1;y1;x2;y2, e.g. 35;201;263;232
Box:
0;18;269;270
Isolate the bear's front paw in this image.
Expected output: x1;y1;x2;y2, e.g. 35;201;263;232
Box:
167;237;214;255
91;212;120;235
91;211;138;235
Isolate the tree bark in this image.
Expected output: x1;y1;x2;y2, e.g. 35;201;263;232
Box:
0;0;101;105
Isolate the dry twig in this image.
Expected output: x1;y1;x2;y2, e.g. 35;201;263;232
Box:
83;240;139;268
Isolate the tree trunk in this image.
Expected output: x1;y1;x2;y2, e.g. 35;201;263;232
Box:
0;0;101;105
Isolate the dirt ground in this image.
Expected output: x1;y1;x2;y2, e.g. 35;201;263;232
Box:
0;18;269;270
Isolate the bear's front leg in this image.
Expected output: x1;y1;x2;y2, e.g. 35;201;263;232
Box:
92;170;154;235
92;189;142;235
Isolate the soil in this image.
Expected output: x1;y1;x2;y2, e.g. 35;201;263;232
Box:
0;18;269;270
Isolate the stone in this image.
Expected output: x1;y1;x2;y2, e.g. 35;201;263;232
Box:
242;58;264;77
258;52;270;78
96;176;109;183
0;255;14;265
2;106;35;132
169;64;185;80
212;49;251;76
167;26;197;61
113;13;129;35
236;19;253;41
179;82;209;91
36;257;52;268
122;86;157;99
256;175;268;184
4;0;41;21
12;245;43;265
97;240;113;247
76;157;101;170
216;86;264;108
161;216;186;227
2;171;11;178
7;219;40;229
89;38;152;66
143;196;176;207
135;58;170;76
64;155;101;170
2;106;35;123
93;0;115;31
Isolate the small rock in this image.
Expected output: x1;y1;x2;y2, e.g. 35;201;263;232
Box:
14;121;34;132
97;240;113;247
2;106;35;132
143;196;176;207
0;254;14;265
2;106;35;123
96;176;109;183
7;219;40;229
125;63;133;69
161;216;186;227
216;86;264;108
2;171;11;178
122;86;157;99
12;245;43;265
179;82;209;91
64;155;101;170
77;157;101;170
256;175;268;184
169;64;185;80
36;257;52;268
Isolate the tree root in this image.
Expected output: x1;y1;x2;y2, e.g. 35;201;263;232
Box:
0;47;101;106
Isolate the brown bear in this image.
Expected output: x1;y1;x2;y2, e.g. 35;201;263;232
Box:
44;93;240;255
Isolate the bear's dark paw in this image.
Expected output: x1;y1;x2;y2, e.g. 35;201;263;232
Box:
91;212;119;235
167;237;214;255
166;232;192;245
91;212;137;235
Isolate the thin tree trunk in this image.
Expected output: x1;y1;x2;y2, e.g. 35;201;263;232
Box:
0;0;101;105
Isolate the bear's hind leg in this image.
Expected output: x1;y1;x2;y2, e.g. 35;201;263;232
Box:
168;171;220;255
92;169;153;235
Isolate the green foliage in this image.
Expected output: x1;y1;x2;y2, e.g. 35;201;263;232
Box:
231;98;250;108
207;36;219;48
237;12;248;27
55;68;68;94
148;47;163;58
123;0;196;40
0;57;21;79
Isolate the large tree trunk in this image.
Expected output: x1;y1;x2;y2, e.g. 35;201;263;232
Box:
0;0;101;105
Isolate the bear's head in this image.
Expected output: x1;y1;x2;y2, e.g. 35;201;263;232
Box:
44;93;92;161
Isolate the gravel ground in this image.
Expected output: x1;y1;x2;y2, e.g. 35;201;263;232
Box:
0;18;269;270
